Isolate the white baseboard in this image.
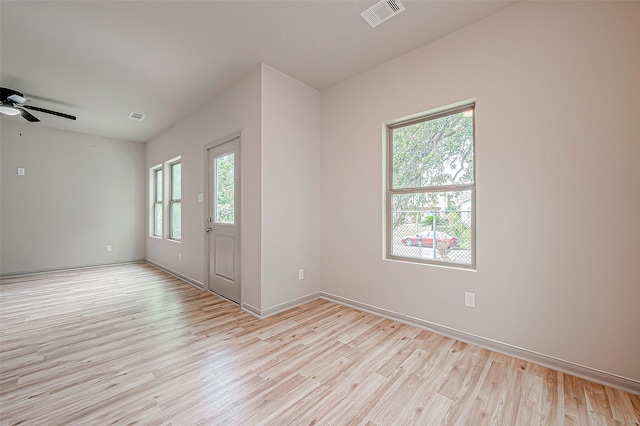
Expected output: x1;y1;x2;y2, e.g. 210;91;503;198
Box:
0;260;146;279
6;259;636;394
319;291;640;396
241;303;262;318
253;292;322;319
144;259;204;289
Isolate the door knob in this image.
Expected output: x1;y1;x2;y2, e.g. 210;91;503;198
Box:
205;227;212;233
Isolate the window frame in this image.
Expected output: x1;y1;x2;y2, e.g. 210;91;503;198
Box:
151;165;163;238
168;159;182;241
385;102;476;269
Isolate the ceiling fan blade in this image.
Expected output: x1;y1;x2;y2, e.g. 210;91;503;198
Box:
16;107;40;122
22;105;76;121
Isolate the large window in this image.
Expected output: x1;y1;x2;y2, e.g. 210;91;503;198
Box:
152;166;163;237
386;102;475;268
169;160;182;240
150;157;181;241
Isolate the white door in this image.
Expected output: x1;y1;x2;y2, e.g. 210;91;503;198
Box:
206;137;240;303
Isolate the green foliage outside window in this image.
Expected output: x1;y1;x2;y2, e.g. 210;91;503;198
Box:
391;111;473;228
216;153;235;224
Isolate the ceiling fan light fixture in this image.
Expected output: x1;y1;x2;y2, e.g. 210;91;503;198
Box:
7;93;28;104
0;105;21;116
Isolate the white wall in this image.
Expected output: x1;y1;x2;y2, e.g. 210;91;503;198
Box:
321;1;640;382
145;67;263;309
0;119;145;275
145;64;322;314
261;64;322;311
6;0;633;385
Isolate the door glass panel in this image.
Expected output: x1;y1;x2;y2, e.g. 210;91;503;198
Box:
215;153;234;224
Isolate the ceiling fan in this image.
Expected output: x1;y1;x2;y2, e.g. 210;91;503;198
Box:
0;87;76;122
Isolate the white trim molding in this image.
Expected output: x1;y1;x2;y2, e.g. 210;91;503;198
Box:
145;259;203;289
320;291;640;396
241;303;262;318
252;293;322;319
140;261;640;395
0;260;146;279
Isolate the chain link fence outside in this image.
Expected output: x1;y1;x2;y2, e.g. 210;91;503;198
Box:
391;210;472;265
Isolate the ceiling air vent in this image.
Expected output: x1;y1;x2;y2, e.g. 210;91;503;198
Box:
128;112;145;121
361;0;405;28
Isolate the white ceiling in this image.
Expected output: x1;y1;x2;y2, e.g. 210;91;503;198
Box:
1;1;516;142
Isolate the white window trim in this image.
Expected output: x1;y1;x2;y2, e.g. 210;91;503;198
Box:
384;101;476;269
150;164;163;238
168;158;182;241
149;156;182;242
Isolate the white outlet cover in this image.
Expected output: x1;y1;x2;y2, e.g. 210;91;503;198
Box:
465;292;475;308
17;168;25;176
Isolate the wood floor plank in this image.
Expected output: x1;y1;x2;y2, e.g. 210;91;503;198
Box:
1;263;638;425
606;387;634;424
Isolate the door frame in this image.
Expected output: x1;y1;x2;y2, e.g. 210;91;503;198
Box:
204;131;242;305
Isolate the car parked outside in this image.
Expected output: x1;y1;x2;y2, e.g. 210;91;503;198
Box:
401;231;457;247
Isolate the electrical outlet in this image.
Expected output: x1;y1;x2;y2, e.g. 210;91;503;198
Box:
178;253;182;261
465;292;475;308
298;269;304;280
106;245;112;252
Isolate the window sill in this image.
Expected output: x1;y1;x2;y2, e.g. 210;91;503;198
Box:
384;255;476;272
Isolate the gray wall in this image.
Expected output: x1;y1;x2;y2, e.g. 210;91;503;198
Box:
1;0;637;386
144;64;323;314
320;1;640;382
145;67;263;308
261;64;322;311
0;120;145;275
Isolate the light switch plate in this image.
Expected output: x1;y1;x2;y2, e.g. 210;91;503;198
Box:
17;168;25;176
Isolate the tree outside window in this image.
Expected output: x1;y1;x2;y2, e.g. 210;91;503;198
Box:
387;103;475;267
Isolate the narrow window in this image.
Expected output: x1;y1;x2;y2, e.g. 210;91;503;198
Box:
215;153;234;224
169;160;182;240
152;166;163;237
386;102;475;268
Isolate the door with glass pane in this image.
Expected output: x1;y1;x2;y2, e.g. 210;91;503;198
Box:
206;137;240;303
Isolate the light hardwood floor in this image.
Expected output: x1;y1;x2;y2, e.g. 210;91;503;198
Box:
1;263;638;425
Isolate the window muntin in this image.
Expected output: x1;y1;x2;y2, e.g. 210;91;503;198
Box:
152;166;163;237
215;153;234;224
169;161;181;240
387;103;475;267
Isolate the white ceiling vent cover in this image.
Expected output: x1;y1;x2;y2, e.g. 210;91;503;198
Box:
361;0;405;28
128;112;145;121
